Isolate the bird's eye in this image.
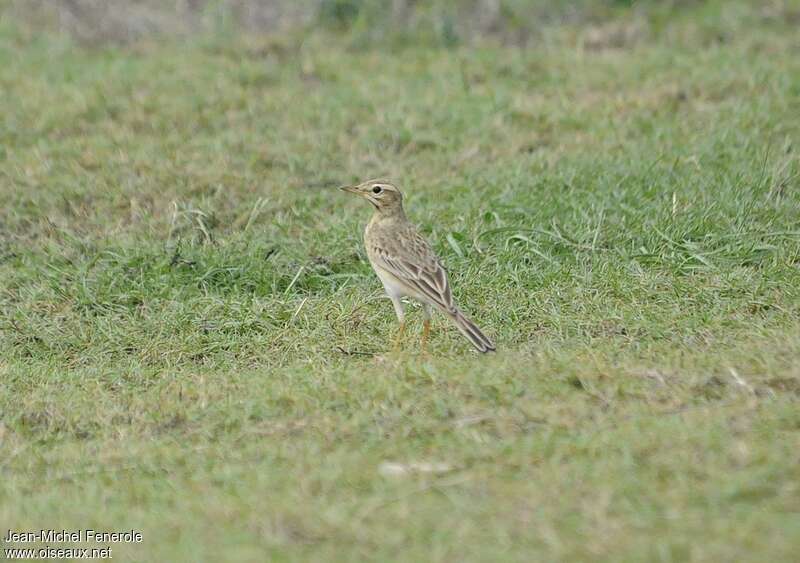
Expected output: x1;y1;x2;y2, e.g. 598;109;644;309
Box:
372;186;382;194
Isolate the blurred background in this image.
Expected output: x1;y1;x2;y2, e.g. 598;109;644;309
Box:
9;0;794;47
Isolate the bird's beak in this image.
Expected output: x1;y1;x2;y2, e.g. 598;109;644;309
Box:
339;185;359;194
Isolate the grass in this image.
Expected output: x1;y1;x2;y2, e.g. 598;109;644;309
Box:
2;1;800;561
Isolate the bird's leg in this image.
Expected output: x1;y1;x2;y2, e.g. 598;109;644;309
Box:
390;295;406;353
421;304;432;356
421;320;431;354
393;321;406;352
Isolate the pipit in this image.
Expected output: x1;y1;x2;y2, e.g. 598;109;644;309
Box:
340;179;495;353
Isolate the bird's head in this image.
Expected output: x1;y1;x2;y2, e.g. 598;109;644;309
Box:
339;179;404;213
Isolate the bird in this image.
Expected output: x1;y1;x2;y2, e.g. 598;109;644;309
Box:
339;179;495;353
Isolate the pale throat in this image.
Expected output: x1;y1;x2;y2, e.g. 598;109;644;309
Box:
373;200;406;221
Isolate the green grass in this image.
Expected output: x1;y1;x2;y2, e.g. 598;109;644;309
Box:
2;2;800;561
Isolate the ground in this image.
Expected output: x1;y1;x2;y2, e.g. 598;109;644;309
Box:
1;1;800;561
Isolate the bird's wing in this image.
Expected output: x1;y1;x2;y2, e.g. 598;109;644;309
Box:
370;227;456;313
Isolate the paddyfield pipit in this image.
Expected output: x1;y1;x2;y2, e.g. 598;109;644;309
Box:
340;179;495;353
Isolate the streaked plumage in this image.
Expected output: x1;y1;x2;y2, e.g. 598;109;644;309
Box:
340;179;495;353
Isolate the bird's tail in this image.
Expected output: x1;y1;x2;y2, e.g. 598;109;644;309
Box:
448;309;496;353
